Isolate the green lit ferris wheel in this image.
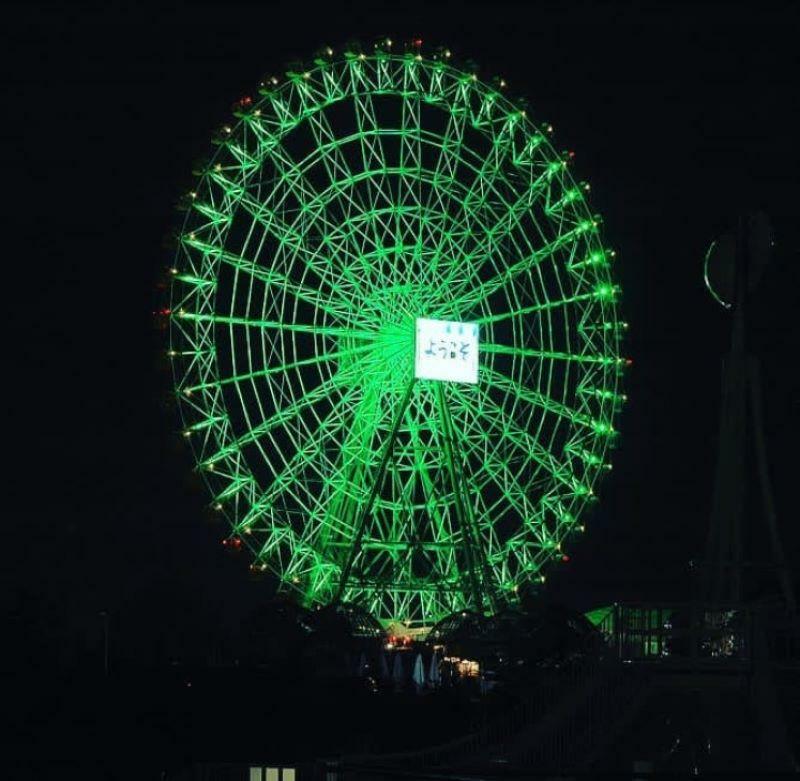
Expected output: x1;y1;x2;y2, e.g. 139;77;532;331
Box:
168;41;627;628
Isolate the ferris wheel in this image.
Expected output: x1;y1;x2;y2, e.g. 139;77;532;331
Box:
168;40;627;628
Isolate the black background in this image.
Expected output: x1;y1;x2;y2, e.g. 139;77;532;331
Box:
6;1;799;670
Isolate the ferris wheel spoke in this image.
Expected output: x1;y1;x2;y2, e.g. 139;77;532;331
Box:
207;166;348;269
482;341;619;366
425;115;517;270
199;368;362;468
352;93;406;291
394;114;484;294
481;365;581;423
255;159;431;303
238;383;364;531
439;150;580;300
321;203;448;295
446;419;534;539
316;388;388;557
268;162;456;234
175;311;376;341
435;223;593;316
181;234;356;322
420;99;469;222
433;384;499;611
446;390;546;516
335;379;416;600
481;366;615;438
295;110;372;219
292;363;413;571
182;342;375;394
450;384;590;498
352;91;400;216
398;92;425;218
238;444;364;578
242;348;406;508
207;165;379;314
261;139;383;286
403;402;457;557
466;442;551;533
241;118;373;239
426;141;559;300
458;452;567;561
399;392;476;587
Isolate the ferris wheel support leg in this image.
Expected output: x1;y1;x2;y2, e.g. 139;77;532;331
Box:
748;356;798;624
434;384;498;616
334;379;416;606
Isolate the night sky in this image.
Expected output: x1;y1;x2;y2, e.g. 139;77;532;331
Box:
7;1;799;668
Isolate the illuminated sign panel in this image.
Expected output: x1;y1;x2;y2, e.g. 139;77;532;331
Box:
415;318;479;384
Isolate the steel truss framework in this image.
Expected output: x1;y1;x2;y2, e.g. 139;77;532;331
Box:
169;48;627;628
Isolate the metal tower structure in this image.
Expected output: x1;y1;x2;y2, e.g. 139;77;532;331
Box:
704;212;796;615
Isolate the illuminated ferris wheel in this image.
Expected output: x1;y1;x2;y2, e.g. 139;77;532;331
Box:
168;40;627;628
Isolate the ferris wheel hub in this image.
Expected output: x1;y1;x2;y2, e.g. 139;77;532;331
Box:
415;318;480;385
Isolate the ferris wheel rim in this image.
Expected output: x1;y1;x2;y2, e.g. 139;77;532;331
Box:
168;46;627;627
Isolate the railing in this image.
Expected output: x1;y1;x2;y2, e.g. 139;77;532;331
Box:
334;602;798;778
343;658;615;773
598;602;753;670
517;664;652;771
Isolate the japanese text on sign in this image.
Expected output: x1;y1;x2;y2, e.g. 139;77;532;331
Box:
415;318;479;384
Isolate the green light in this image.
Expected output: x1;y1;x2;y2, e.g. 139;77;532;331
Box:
168;48;627;628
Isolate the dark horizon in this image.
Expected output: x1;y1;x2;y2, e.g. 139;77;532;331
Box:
6;1;799;672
